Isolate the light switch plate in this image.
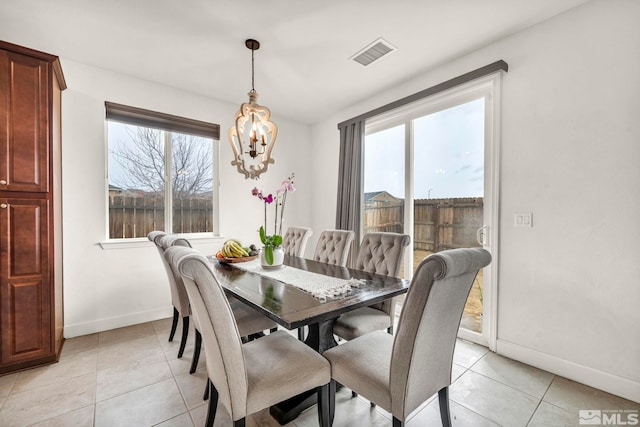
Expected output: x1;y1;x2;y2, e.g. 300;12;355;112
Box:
514;212;533;227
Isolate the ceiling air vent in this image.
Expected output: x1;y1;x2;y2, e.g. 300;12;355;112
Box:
350;38;396;66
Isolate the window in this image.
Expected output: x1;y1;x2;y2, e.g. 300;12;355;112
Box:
106;102;220;239
363;74;500;341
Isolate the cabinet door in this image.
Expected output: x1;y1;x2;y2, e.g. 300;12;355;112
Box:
0;50;50;193
0;198;52;365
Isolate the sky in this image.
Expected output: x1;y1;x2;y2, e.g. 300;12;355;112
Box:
107;121;213;193
364;98;485;200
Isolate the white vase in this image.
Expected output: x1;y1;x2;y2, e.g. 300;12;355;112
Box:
260;246;285;268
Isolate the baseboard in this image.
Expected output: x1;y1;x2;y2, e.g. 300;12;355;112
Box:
64;306;173;338
496;339;640;404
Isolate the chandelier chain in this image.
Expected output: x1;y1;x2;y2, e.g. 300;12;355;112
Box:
251;48;255;92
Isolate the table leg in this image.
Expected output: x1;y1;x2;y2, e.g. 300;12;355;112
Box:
269;317;337;424
303;318;338;353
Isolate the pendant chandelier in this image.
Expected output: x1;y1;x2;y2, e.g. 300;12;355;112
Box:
228;39;278;180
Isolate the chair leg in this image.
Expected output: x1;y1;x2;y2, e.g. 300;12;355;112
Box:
370;401;376;408
387;325;393;335
317;383;330;427
392;416;404;427
352;390;358;398
329;379;336;425
205;380;218;427
438;386;452;427
168;307;179;342
297;326;305;341
190;329;202;374
203;379;209;401
234;419;246;427
177;315;189;358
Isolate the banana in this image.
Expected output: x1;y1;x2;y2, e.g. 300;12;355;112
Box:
236;244;249;257
232;242;249;256
221;239;250;258
222;244;233;257
224;243;237;257
221;245;231;258
227;241;248;257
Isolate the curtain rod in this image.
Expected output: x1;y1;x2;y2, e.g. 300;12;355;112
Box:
338;60;508;129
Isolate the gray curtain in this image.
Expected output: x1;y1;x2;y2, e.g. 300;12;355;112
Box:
335;120;364;266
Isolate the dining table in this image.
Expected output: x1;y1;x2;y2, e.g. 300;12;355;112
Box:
209;254;410;424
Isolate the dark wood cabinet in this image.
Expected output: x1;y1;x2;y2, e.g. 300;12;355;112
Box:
0;41;65;374
0;50;50;193
0;198;52;366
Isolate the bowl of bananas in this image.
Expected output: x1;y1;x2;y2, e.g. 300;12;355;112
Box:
216;239;259;263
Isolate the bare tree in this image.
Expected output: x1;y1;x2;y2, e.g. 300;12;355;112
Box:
110;126;212;198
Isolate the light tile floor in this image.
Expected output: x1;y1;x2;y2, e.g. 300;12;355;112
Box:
0;318;637;427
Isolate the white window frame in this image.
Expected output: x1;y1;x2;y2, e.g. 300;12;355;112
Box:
364;73;501;349
101;103;221;247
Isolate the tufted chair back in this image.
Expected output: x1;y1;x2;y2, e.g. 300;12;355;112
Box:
282;226;313;257
312;229;355;267
354;232;410;277
355;232;410;314
333;232;411;341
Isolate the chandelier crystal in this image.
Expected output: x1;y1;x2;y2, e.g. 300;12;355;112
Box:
228;39;277;180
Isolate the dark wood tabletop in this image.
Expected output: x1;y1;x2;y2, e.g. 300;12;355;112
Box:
210;254;410;331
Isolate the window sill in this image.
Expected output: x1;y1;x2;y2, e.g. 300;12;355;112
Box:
99;234;225;250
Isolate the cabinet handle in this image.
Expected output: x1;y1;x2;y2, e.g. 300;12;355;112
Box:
0;204;7;209
0;180;6;185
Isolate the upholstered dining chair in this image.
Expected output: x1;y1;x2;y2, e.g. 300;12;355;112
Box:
161;236;277;374
312;229;355;267
293;229;355;341
172;246;332;427
323;247;491;427
333;232;410;341
282;226;313;257
290;230;355;341
148;231;192;358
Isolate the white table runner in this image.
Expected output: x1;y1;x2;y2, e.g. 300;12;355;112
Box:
232;259;366;300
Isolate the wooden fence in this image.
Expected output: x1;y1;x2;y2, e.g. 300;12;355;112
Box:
110;193;481;247
109;194;213;239
364;197;483;251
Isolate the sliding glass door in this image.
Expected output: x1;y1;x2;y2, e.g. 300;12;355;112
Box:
363;74;500;347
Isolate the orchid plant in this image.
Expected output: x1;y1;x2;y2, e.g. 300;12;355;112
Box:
251;173;296;264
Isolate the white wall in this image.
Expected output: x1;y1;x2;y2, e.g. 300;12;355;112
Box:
61;60;312;337
310;0;640;403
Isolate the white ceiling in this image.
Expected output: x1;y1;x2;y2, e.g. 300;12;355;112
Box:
0;0;590;124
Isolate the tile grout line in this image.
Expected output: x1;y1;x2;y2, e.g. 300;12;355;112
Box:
524;374;557;426
448;395;502;426
0;372;19;413
94;329;175;407
466;366;553;401
171;321;210;427
18;341;100;426
449;352;494;424
94;327;191;425
157;324;199;424
449;369;543;426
